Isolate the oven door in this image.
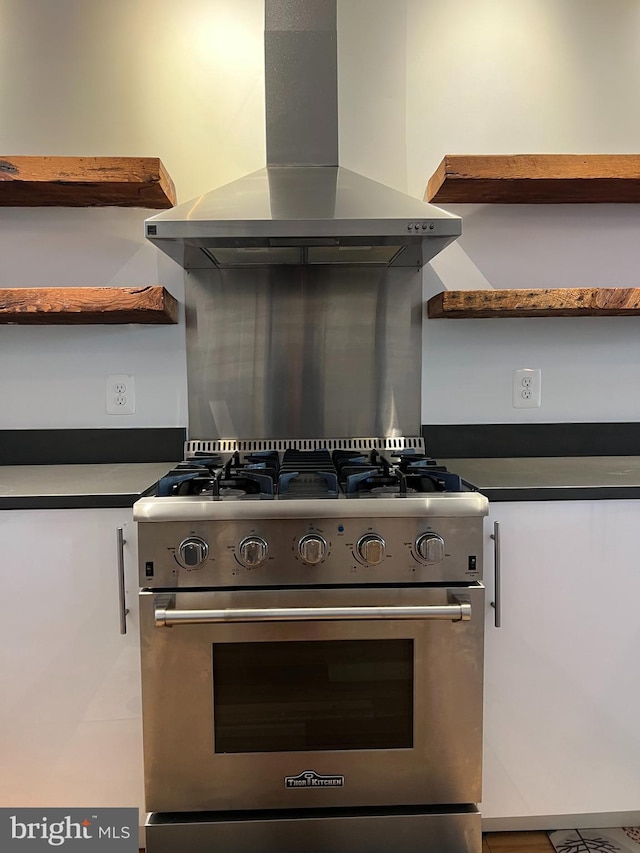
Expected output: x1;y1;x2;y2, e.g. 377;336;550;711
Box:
139;584;484;812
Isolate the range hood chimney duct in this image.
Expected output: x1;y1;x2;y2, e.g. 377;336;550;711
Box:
265;0;338;167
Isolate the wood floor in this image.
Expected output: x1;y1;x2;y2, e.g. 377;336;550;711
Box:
483;832;555;852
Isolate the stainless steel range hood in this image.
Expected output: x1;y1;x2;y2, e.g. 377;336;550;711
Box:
145;165;460;269
146;0;461;269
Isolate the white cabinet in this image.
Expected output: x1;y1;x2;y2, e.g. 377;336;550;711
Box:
481;500;640;830
0;509;144;818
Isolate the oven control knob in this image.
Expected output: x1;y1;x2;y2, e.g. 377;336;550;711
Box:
238;536;268;568
356;534;386;565
298;534;327;565
416;533;445;563
177;537;209;569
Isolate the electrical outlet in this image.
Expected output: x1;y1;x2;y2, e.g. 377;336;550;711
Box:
106;374;136;415
513;368;541;408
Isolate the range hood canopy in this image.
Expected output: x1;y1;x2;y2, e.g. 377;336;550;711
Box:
145;165;461;269
146;0;461;270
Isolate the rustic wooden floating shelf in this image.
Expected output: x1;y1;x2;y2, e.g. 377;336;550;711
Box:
0;287;179;325
427;288;640;319
0;156;176;208
426;155;640;204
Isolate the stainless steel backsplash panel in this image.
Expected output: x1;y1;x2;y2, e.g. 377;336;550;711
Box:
185;266;421;439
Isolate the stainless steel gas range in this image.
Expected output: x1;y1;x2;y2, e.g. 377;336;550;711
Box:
138;4;474;847
134;437;488;853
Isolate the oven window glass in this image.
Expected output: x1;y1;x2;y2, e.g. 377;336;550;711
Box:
212;639;413;753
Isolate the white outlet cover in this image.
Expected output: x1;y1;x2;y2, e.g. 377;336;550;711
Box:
106;374;136;415
513;368;541;408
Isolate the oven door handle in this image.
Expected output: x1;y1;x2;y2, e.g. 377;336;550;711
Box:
154;596;472;627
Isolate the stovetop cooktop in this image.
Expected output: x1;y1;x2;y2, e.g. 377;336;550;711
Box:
155;445;477;501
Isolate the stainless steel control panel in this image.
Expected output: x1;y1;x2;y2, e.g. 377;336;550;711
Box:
138;516;483;588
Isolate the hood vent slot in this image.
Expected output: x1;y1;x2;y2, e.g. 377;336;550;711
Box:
201;242;406;268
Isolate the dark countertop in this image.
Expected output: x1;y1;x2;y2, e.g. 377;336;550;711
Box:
441;456;640;501
2;457;639;509
0;463;176;510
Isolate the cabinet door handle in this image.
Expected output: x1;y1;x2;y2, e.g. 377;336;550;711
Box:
490;520;501;628
116;526;130;635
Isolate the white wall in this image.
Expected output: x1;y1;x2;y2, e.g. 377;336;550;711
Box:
338;0;640;424
2;0;640;430
0;0;265;203
0;208;189;429
423;204;640;424
0;0;264;430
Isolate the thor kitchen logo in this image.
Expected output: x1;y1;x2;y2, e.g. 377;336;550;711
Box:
1;809;137;850
285;770;344;788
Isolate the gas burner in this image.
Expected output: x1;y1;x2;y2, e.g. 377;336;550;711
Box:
370;485;417;496
218;487;248;498
214;453;277;497
346;472;398;494
404;467;465;493
277;449;339;497
156;471;218;497
215;473;274;497
278;470;339;498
